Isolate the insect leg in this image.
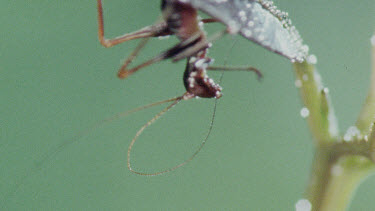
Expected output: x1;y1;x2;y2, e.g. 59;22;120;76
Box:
172;29;227;62
117;29;227;79
118;33;204;79
207;66;263;81
117;37;155;79
201;18;218;23
97;0;170;48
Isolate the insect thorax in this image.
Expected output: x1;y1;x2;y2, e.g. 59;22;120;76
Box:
161;0;202;41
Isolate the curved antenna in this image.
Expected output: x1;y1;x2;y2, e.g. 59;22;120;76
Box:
128;39;240;176
127;96;182;175
36;96;182;168
2;96;181;205
127;96;219;176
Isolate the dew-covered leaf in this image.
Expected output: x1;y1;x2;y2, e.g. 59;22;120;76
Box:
180;0;308;62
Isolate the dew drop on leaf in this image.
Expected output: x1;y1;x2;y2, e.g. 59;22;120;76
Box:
300;107;310;118
295;199;312;211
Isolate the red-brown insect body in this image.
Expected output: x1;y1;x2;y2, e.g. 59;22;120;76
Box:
163;1;201;41
183;51;222;99
162;0;222;99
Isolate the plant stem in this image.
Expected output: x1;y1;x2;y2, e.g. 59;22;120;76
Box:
306;144;374;211
356;35;375;134
304;146;333;210
293;61;339;145
317;156;374;211
293;50;375;210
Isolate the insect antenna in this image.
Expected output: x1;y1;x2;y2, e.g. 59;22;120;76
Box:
2;95;182;205
36;95;183;168
127;37;240;176
127;94;220;176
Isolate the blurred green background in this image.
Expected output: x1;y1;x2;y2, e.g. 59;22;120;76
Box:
1;0;375;210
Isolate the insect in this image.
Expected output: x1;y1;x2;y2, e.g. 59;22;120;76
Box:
2;1;308;207
96;0;308;175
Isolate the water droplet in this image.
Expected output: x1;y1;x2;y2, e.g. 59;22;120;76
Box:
323;87;329;94
371;35;375;46
343;134;351;142
343;126;361;142
331;164;343;176
243;29;252;37
227;20;240;34
307;54;317;64
295;199;312;211
194;59;206;68
364;135;369;141
238;10;246;17
302;74;308;81
295;79;302;88
300;107;310;118
158;35;170;40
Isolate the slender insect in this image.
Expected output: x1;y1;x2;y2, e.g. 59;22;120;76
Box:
1;1;308;208
96;0;308;175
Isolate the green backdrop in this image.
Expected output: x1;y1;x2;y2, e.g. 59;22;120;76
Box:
1;0;375;210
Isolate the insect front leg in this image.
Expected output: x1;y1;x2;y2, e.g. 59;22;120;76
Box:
97;0;171;48
116;28;228;79
117;32;206;79
171;30;227;62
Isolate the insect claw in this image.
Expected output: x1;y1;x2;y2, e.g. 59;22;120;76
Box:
248;67;263;81
118;70;132;79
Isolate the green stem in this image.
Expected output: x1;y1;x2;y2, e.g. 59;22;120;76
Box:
293;61;339;145
304;146;333;210
318;157;374;211
293;44;375;210
356;36;375;134
306;143;374;211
